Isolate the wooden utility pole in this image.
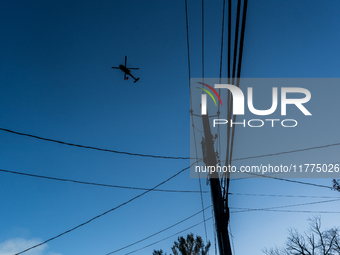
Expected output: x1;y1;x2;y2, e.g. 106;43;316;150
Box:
201;114;232;255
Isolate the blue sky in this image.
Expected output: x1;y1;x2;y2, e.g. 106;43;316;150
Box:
1;0;340;255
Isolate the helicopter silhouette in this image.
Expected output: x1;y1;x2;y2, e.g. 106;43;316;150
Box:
111;56;140;83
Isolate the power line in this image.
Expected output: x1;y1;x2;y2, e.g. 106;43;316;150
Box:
228;0;249;167
14;165;192;255
202;0;204;79
229;224;236;255
219;0;226;79
197;168;208;242
255;209;340;213
261;176;333;189
230;198;340;213
200;0;208;239
0;168;209;194
105;205;212;255
227;0;231;78
185;0;191;88
229;192;339;199
124;217;213;255
234;172;333;189
185;0;208;243
235;0;248;81
232;142;340;162
3;127;340;161
231;0;241;84
114;199;340;255
0;127;189;160
8;167;332;196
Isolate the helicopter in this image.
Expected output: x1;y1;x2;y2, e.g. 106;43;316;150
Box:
111;56;140;83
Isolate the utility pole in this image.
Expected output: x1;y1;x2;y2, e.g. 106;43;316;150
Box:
201;113;232;255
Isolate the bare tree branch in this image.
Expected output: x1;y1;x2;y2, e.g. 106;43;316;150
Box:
264;217;340;255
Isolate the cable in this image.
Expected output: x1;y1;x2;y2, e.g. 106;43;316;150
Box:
233;142;340;161
229;192;338;199
230;198;340;213
236;0;248;81
197;170;208;243
231;0;241;84
228;0;231;79
217;0;227;176
3;127;340;162
116;199;339;255
14;164;192;255
228;170;333;189
254;209;340;213
105;205;212;255
219;0;226;80
202;0;204;80
229;0;249;167
223;0;249;206
212;208;217;255
260;175;333;189
0;127;190;160
224;0;242;200
124;217;213;255
185;0;191;89
0;168;209;194
185;0;208;243
229;224;236;255
233;171;333;189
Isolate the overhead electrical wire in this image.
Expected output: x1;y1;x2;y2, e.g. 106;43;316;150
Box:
227;0;231;79
258;175;333;189
255;209;340;213
0;127;189;160
0;168;209;193
231;171;333;189
3;166;334;197
185;0;191;88
231;0;241;84
202;0;205;80
229;224;236;255
223;0;249;222
219;0;226;80
123;217;213;255
185;0;208;243
200;0;208;243
229;192;338;199
228;0;248;168
105;205;212;255
232;142;340;161
230;198;340;213
14;164;192;255
113;198;340;255
235;0;248;82
216;0;226;185
217;2;228;250
2;127;340;161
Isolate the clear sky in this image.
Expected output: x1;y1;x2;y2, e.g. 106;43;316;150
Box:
0;1;340;255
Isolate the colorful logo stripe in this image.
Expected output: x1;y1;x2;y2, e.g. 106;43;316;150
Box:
197;87;217;105
197;82;223;106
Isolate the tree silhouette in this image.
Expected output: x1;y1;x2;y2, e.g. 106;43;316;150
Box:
333;179;340;192
153;233;211;255
153;250;167;255
263;216;340;255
